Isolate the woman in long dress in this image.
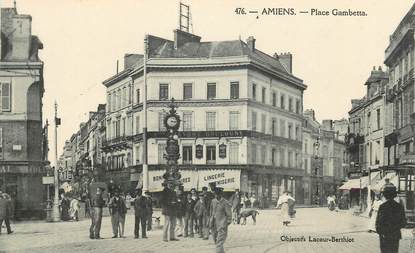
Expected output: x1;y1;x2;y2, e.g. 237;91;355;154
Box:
368;194;383;232
69;197;80;221
327;195;336;211
277;191;295;226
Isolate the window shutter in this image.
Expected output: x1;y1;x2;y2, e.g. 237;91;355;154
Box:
0;128;3;160
1;83;11;111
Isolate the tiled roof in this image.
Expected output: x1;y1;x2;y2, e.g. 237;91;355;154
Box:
149;39;288;74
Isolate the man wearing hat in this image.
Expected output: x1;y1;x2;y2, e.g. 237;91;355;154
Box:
229;189;241;224
175;185;186;237
160;182;178;242
90;187;105;239
376;184;406;253
210;187;232;253
196;187;210;239
108;189;127;238
134;188;148;239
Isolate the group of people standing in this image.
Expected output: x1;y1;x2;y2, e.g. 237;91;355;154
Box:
88;186;153;240
60;194;81;222
0;192;13;235
160;182;232;253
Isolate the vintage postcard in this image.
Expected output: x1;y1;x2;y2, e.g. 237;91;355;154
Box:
0;0;414;252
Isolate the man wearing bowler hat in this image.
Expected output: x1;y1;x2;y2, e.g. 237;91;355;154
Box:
376;184;406;253
210;187;232;253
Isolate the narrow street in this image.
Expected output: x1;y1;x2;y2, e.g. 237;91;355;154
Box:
0;208;412;253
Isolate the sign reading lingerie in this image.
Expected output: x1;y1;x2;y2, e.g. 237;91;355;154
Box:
148;169;241;192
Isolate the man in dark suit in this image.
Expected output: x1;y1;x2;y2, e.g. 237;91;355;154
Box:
160;182;178;242
134;188;148;239
376;184;406;253
0;194;13;235
108;189;127;238
90;187;105;239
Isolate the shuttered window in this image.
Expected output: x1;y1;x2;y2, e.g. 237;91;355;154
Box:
0;83;11;112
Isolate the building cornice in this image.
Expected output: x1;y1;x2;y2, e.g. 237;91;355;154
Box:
0;61;43;69
103;56;306;91
348;93;384;115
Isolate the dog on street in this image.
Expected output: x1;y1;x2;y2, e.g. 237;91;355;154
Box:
237;209;259;225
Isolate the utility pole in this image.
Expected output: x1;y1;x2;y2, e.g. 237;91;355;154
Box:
52;101;60;221
142;35;149;191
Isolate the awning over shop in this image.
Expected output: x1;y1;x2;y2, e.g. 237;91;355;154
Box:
147;169;241;192
339;177;369;190
372;173;399;192
338;171;381;190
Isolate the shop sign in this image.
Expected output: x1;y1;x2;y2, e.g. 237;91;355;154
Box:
196;145;203;159
148;170;198;192
198;169;241;191
147;169;241;192
400;153;415;165
0;165;45;174
219;144;227;158
42;176;54;185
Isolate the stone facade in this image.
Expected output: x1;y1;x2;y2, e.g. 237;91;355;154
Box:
99;30;307;205
0;7;46;218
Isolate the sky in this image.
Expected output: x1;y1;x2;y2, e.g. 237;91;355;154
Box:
9;0;415;160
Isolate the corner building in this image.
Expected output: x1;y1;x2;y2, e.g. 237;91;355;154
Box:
383;3;415;224
102;30;306;205
0;7;46;218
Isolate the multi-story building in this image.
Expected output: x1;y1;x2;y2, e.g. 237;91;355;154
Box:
303;110;347;205
383;3;415;224
58;140;75;181
343;67;388;210
102;29;307;204
333;119;349;142
60;104;106;181
0;6;46;218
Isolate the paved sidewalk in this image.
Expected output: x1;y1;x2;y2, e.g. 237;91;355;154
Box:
0;208;412;253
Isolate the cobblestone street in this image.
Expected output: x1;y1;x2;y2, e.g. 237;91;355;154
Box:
0;208;412;253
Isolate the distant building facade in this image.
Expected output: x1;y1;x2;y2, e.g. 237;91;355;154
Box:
343;67;388;210
303;110;347;205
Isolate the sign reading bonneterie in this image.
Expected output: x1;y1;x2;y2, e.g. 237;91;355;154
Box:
148;170;198;192
147;169;241;192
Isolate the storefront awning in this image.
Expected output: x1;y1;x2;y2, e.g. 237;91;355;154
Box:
372;173;399;192
339;177;369;190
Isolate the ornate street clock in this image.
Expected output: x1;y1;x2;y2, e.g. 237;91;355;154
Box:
162;98;182;187
164;114;180;131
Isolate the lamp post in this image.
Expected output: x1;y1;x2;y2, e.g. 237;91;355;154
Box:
313;133;321;205
52;101;61;222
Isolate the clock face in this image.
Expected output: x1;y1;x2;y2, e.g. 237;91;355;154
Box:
167;116;178;127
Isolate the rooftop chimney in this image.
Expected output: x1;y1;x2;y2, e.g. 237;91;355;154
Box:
304;109;315;121
124;54;143;70
322;120;333;131
174;29;201;49
277;52;293;73
246;36;256;51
